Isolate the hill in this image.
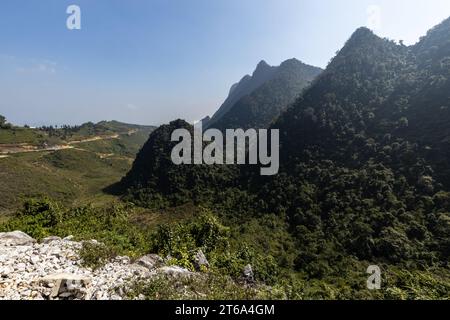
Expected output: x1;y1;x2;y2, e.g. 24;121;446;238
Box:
116;119;239;208
0;119;155;214
207;60;278;127
255;24;450;271
117;20;450;298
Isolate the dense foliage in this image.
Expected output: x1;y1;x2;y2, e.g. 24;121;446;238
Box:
116;119;239;208
116;20;450;299
2;197;448;299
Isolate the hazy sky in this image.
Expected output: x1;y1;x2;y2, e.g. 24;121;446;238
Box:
0;0;450;126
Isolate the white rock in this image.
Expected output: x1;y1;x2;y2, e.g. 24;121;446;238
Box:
41;236;62;244
0;231;36;246
158;266;192;278
135;254;164;270
0;232;200;300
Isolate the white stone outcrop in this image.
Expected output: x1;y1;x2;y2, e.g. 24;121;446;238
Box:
0;231;178;300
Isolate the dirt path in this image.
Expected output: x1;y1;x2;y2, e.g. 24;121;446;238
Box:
67;134;120;145
0;133;123;155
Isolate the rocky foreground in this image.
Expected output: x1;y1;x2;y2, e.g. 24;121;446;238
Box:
0;231;197;300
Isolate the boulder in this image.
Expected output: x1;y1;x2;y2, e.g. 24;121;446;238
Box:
135;254;164;270
158;266;192;278
242;264;255;284
40;273;91;300
0;231;36;246
63;235;74;241
193;250;209;271
41;236;62;244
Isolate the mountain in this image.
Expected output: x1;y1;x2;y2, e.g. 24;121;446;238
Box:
254;24;450;268
110;19;450;298
199;116;211;127
116;120;238;208
273;21;450;186
207;59;322;130
207;60;277;128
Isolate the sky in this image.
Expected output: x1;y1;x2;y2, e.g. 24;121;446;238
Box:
0;0;450;126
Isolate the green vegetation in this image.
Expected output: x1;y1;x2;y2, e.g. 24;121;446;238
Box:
79;241;117;270
116;21;450;299
0;149;128;213
0;126;60;145
1;195;449;299
3;19;450;300
125;273;277;300
0;119;154;145
208;59;322;131
0;121;154;214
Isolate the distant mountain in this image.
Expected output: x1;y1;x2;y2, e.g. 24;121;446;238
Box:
207;59;322;130
199;116;211;127
208;60;277;127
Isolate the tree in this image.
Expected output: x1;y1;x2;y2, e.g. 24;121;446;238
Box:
0;115;6;128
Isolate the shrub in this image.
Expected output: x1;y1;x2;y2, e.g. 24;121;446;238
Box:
1;198;62;239
79;241;116;270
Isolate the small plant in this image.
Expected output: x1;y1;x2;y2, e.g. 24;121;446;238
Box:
125;272;263;300
79;241;116;270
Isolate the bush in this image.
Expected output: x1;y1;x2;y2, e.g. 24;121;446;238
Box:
150;209;230;269
125;272;272;300
1;198;62;239
79;241;116;270
1;197;150;257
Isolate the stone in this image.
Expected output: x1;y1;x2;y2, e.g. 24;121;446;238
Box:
0;231;36;246
41;236;62;244
63;235;74;241
30;255;40;264
193;250;209;271
114;256;130;264
0;266;15;277
242;264;255;284
158;266;192;278
15;263;26;272
135;254;164;270
0;231;201;300
41;273;91;299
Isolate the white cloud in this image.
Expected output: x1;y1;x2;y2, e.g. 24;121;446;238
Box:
126;103;140;111
0;56;59;75
16;61;57;74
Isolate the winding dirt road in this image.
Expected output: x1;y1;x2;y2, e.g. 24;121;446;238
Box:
0;133;124;156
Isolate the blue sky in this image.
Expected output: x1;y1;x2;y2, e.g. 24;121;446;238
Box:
1;0;450;126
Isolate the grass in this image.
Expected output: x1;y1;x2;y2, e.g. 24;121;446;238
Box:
0;127;58;145
0;127;152;215
0;149;129;213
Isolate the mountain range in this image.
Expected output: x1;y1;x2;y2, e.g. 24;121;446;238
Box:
205;59;322;130
117;18;450;292
2;16;450;300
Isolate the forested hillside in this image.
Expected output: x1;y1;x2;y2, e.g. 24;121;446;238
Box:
116;19;450;299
